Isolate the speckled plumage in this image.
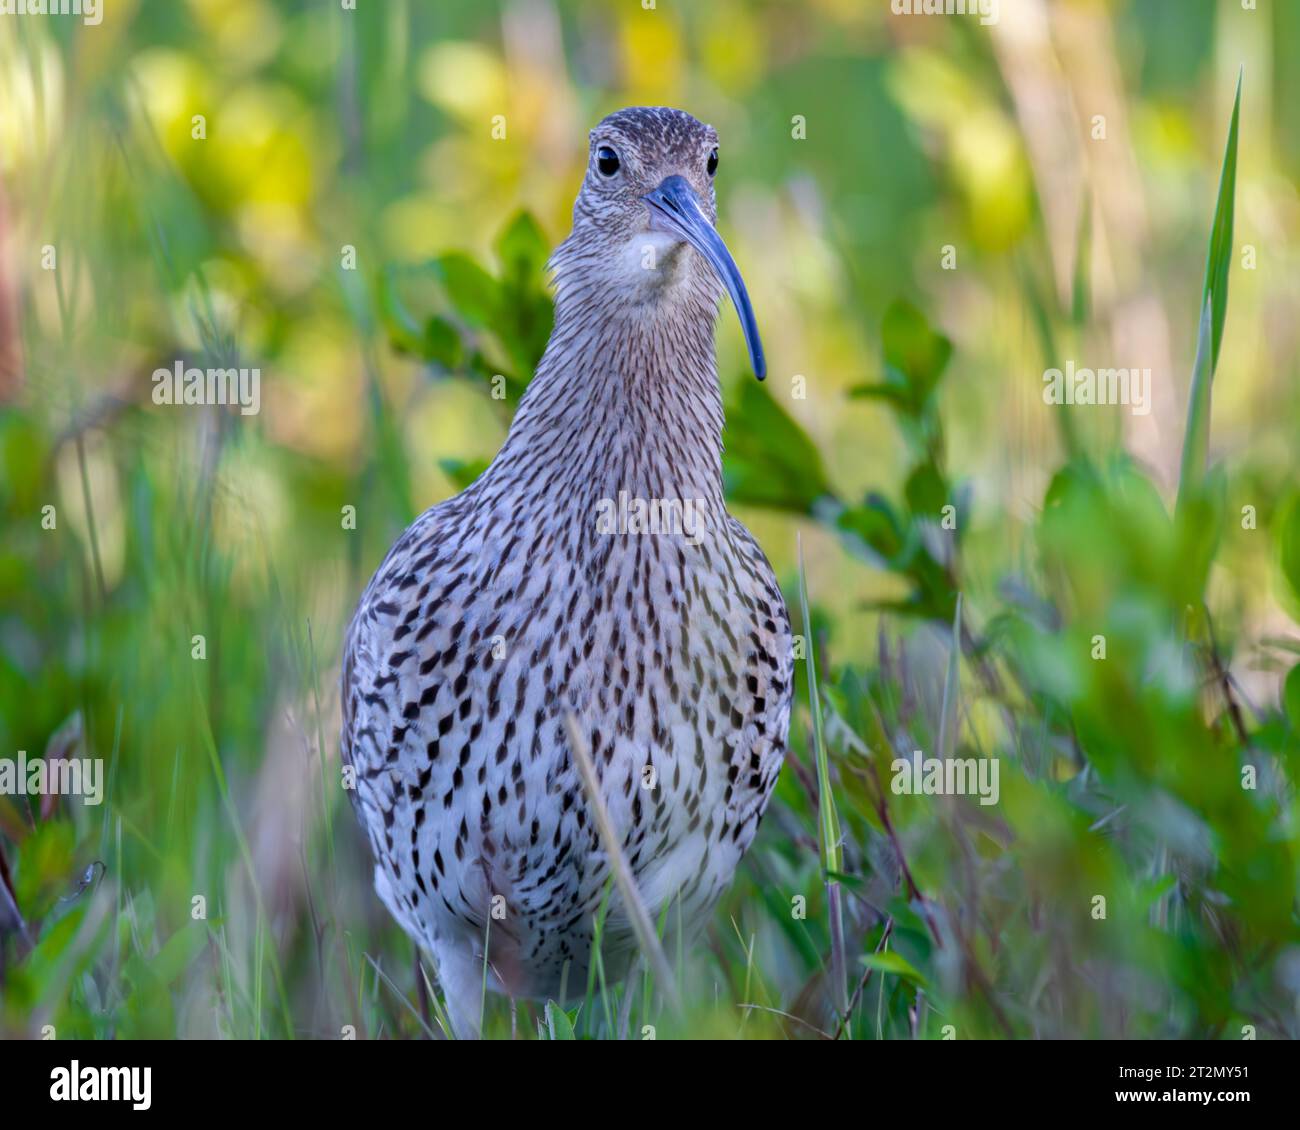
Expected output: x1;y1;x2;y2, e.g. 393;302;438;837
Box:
341;107;792;1038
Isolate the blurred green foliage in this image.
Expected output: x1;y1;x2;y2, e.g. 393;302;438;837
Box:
1;0;1298;1040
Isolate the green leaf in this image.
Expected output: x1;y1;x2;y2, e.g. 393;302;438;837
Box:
880;299;952;411
544;999;577;1040
723;380;834;512
495;291;553;381
432;253;502;328
422;316;463;369
846;381;909;407
860;949;927;987
1176;295;1217;517
494;210;550;284
835;494;904;562
904;461;947;519
1178;71;1241;511
1202;70;1242;377
491;214;554;380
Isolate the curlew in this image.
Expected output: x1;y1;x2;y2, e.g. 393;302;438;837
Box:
341;106;792;1038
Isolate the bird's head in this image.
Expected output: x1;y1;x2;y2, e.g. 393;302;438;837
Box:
554;106;766;380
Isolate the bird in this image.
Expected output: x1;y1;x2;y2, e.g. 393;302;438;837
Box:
341;106;792;1038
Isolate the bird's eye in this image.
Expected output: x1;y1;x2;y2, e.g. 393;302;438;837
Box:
596;146;620;176
707;147;719;177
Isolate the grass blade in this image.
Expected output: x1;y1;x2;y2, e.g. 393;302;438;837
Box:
1177;295;1216;511
563;713;681;1016
1178;69;1241;506
796;535;846;1021
1202;69;1242;377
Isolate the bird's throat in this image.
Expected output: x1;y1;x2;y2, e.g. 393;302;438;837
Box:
483;298;728;522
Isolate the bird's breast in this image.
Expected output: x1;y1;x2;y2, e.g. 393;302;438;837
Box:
343;493;792;997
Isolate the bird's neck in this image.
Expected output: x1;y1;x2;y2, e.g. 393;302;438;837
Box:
485;290;726;514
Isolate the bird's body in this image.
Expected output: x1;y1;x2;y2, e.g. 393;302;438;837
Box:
342;107;791;1037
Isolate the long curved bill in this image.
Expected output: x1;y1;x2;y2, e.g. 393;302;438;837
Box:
643;174;767;380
